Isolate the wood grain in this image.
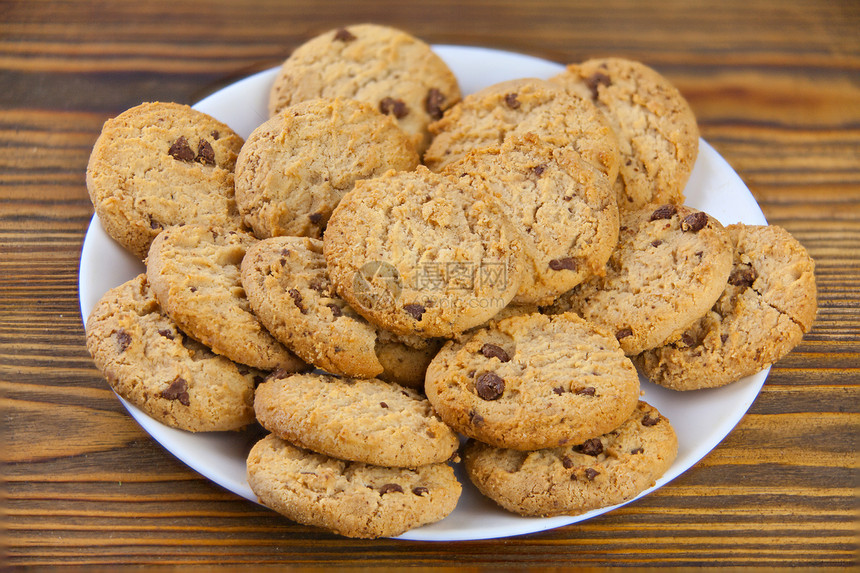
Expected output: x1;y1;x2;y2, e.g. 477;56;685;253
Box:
1;0;858;567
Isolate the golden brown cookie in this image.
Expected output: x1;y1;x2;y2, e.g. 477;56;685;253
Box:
547;203;733;355
635;224;817;390
425;311;640;451
551;58;699;210
463;401;677;517
86;102;245;259
146;224;306;371
85;274;260;432
234;97;419;239
247;434;461;539
254;372;459;467
268;24;461;153
446;135;619;305
324;166;525;338
424;78;620;181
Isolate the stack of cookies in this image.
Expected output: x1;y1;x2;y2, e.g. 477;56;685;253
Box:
84;23;817;538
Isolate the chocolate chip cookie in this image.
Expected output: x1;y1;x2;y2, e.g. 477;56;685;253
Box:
247;434;461;539
324;166;525;338
425;311;640;451
85;274;260;432
463;401;677;517
86;101;245;259
268;24;461;153
635;223;817;390
547;203;733;355
234;97;419;239
424;78;620;181
146;224;306;371
551;58;699;210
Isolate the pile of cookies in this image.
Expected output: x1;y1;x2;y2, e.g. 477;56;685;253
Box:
84;24;817;539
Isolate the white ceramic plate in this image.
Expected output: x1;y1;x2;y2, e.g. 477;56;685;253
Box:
78;45;769;541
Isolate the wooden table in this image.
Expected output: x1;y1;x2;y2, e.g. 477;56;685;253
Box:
2;0;857;567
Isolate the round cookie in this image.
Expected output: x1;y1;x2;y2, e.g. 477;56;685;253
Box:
234;97;420;239
425;311;641;451
268;24;461;153
551;58;699;210
86;101;245;260
424;78;620;181
447;135;619;305
635;224;817;390
254;372;459;467
241;236;439;383
547;203;733;355
247;434;461;539
324;166;525;338
463;401;677;517
85;274;260;432
146;224;306;371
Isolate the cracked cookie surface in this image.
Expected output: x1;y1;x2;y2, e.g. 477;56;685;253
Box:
235;97;419;239
424;78;620;181
268;24;460;153
446;135;619;305
254;372;459;467
551;58;699;210
463;401;677;517
324;166;525;338
241;236;439;382
86;102;245;259
85;274;260;432
246;434;461;539
425;311;640;451
146;224;306;371
635;224;817;390
547;203;733;355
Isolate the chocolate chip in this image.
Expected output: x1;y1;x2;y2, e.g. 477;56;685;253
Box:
615;327;633;340
585;71;611;99
680;332;696;347
308;212;323;225
327;303;342;317
562;455;575;469
403;303;425;320
378;483;403;495
168;136;194;162
480;343;510;362
189;286;197;292
642;414;660;427
575;386;596;396
549;257;577;271
469;410;485;426
729;266;758;288
651;240;663;248
157;329;174;340
308;277;328;293
553;386;565;395
584;468;600;481
333;28;356;42
380;402;388;409
161;376;190;406
475;372;505;400
196;140;215;166
631;447;644;455
380;97;408;118
721;333;729;344
149;218;161;230
116;329;132;352
425;88;446;120
650;204;677;221
532;164;546;177
576;438;604;456
288;288;306;313
681;212;709;232
210;130;220;140
503;93;520;109
412;486;429;496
